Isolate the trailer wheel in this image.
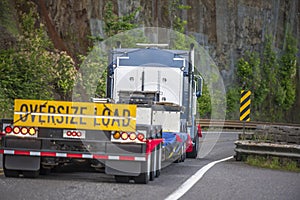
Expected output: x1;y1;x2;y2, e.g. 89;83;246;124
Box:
115;175;130;183
186;137;199;158
175;143;187;163
3;169;19;178
134;154;151;184
150;146;158;181
3;155;19;177
40;167;51;175
182;152;186;162
134;172;149;184
23;170;39;178
155;144;162;178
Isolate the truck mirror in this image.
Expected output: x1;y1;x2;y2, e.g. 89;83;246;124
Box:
196;76;203;98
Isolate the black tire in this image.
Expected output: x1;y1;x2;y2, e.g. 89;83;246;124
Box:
40;167;51;175
23;170;39;178
115;175;130;183
150;146;158;181
134;154;151;184
155;169;161;178
155;144;162;178
186;137;199;158
134;172;149;184
3;169;19;178
3;155;19;178
182;152;186;162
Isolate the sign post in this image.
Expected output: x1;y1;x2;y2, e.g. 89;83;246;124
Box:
240;90;251;139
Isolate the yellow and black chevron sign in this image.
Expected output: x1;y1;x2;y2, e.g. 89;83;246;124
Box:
240;90;251;121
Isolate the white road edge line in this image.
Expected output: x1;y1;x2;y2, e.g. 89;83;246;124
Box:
164;156;233;200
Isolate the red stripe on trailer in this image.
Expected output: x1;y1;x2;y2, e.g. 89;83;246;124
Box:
15;150;30;156
67;153;82;158
119;156;135;161
93;154;109;160
41;152;56;157
0;149;146;162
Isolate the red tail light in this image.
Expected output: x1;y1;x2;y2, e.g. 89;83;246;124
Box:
137;133;145;142
5;126;12;134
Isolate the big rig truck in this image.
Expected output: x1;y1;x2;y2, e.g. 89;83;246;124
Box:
0;43;202;184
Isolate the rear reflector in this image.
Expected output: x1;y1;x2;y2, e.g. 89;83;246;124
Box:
113;131;121;139
21;127;28;135
129;132;137;140
121;132;128;140
13;127;20;134
28;127;36;135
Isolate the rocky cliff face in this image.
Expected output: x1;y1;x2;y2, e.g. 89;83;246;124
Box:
40;0;299;85
1;0;299;118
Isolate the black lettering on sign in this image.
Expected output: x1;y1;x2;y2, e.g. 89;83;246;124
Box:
80;107;87;125
102;106;111;127
20;104;28;122
56;106;64;124
94;107;100;127
39;104;46;124
70;106;78;125
29;104;38;122
111;109;120;127
47;105;56;124
122;109;130;127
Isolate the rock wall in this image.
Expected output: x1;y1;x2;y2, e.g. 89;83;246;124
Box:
1;0;299;120
39;0;299;84
39;0;300;121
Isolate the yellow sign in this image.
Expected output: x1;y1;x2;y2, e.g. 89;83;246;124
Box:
13;99;136;131
240;90;251;122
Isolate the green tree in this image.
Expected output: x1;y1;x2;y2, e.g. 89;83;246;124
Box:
0;4;77;118
277;32;298;111
235;33;298;122
77;1;145;99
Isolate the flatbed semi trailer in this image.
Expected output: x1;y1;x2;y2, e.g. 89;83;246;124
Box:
0;44;202;184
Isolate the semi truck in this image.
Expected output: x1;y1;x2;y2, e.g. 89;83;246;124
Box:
0;43;202;184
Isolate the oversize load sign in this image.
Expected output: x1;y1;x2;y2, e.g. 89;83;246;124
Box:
14;99;136;131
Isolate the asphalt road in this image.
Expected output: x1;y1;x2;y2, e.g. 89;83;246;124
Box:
0;132;299;200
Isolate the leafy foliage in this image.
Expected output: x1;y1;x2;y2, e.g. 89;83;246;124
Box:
0;4;77;118
104;1;140;38
76;1;146;99
234;33;298;122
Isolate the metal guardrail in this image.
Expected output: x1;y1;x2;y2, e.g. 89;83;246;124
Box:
195;119;300;164
233;125;300;165
235;140;300;161
196;119;300;129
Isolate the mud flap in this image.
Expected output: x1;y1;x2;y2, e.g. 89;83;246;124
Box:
105;160;141;176
4;155;40;171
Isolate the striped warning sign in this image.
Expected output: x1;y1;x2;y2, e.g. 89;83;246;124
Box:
240;90;251;121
